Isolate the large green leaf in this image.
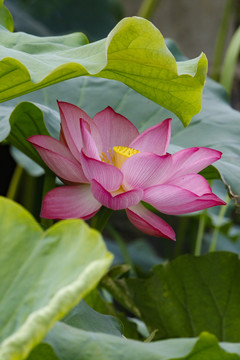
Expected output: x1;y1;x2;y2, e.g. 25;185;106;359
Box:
41;325;240;360
103;252;240;342
0;197;112;360
0;16;207;125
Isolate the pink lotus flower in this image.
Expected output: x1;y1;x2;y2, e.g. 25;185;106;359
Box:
28;102;225;240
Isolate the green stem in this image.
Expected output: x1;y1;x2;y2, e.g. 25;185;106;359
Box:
22;172;36;213
42;170;55;199
40;170;56;229
91;206;113;233
211;0;233;81
194;211;207;256
137;0;161;20
220;25;240;94
6;165;24;200
174;216;188;258
209;194;230;252
107;223;135;274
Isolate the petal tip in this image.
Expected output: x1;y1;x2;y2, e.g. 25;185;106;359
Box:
27;134;45;146
217;198;227;206
164;117;172;123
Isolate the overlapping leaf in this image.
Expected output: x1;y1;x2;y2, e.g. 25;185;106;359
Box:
0;16;207;125
0;197;112;360
62;300;123;337
41;326;240;360
0;1;13;32
6;102;52;169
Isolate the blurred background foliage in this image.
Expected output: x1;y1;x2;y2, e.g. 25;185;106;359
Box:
5;0;124;40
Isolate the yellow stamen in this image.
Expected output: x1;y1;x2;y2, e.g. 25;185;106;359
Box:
109;149;115;164
113;146;140;169
100;152;111;164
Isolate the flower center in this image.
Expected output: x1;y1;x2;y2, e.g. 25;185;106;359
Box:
113;146;139;168
100;146;139;169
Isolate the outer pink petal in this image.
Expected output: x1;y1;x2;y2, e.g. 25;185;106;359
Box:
58;101;102;160
121;152;173;190
80;119;100;160
130;118;171;155
81;151;123;191
126;203;175;240
91;179;143;210
168;174;212;196
180;194;226;213
143;184;226;215
169;147;222;179
58;102;85;160
41;184;101;219
28;135;88;183
93;106;139;153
